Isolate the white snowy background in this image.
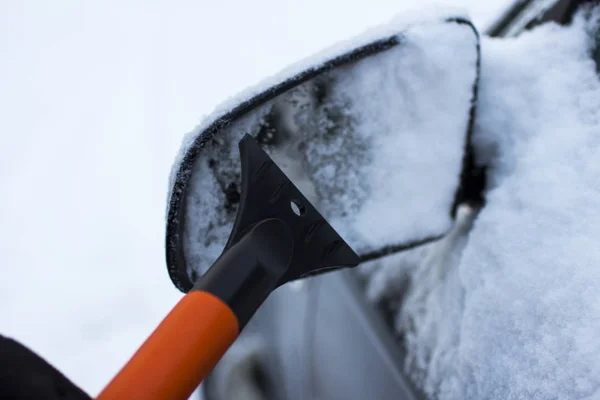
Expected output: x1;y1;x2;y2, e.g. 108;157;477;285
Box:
0;0;509;397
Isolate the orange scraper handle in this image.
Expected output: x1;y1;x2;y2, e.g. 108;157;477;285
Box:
97;290;239;400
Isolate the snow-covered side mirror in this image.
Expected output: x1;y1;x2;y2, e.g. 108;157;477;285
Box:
166;14;481;292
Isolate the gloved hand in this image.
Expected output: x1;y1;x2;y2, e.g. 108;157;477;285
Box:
0;335;90;399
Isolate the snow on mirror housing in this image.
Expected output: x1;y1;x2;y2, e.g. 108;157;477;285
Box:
166;15;480;293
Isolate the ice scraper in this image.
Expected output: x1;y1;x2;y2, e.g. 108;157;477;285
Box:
97;14;481;400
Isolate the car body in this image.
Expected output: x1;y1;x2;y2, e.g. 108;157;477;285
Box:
201;1;591;399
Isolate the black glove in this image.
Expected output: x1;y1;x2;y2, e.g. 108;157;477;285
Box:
0;335;90;399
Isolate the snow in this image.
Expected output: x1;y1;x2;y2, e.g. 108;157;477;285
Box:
345;19;476;249
181;13;478;279
365;6;600;400
0;0;509;398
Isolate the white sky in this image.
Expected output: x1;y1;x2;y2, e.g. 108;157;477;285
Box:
0;0;510;396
